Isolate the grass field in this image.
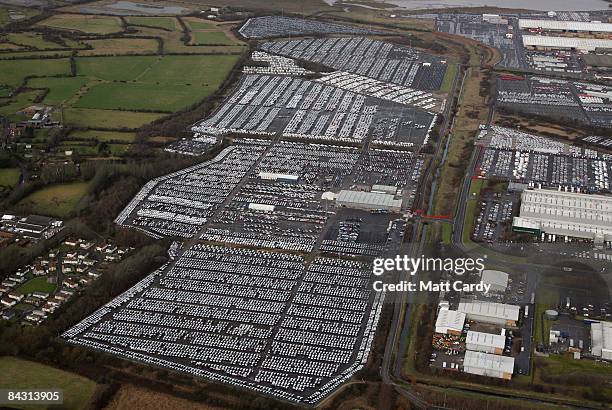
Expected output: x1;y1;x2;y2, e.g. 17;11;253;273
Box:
191;31;237;46
17;181;89;218
0;168;20;186
0;50;73;59
0;357;97;410
74;55;239;111
27;76;88;105
76;55;158;81
15;276;57;295
0;58;70;87
184;17;216;30
106;384;224;410
5;32;63;49
126;16;177;31
68;130;136;143
78;38;159;56
38;14;123;34
63;108;165;129
440;62;457;94
130;26;245;54
75;83;208;111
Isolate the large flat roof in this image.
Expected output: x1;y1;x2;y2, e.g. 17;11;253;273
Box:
481;270;509;289
436;308;466;332
466;331;506;349
522;35;612;51
591;321;612;357
519;19;612;33
513;189;612;240
458;301;520;321
336;190;402;209
464;351;515;373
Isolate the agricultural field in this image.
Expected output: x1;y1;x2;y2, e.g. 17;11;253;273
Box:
38;14;123;34
0;58;71;88
0;50;73;59
4;32;65;50
78;38;159;56
76;55;159;81
125;16;178;31
191;31;237;46
0;168;20;187
63;108;165;129
74;54;240;111
27;77;88;105
0;357;98;410
68;130;136;143
0;6;38;28
184;17;217;30
17;181;90;218
15;276;57;295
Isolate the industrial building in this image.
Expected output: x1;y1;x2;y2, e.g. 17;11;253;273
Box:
463;351;515;380
458;301;520;327
466;331;506;355
335;190;402;212
591;321;612;360
371;184;398;195
435;308;466;335
522;35;612;52
512;189;612;243
518;19;612;34
480;270;509;293
14;215;60;239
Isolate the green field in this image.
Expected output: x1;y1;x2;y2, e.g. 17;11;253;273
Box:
17;181;89;218
68;130;136;142
191;31;237;46
126;16;177;31
0;168;20;186
184;18;216;30
440;62;457;94
75;83;211;111
15;276;57;295
0;357;98;410
38;14;122;34
6;32;63;49
74;55;239;111
79;38;159;56
63;108;165;129
76;55;158;81
27;77;88;105
0;58;70;87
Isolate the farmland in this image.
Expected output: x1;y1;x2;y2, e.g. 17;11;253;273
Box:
191;31;237;46
38;14;123;34
0;357;98;410
78;38;160;56
27;77;88;105
17;181;90;218
63;108;165;129
0;168;20;187
0;58;71;88
125;16;178;31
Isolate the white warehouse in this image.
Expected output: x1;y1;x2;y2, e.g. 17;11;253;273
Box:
466;331;506;355
480;270;509;293
512;189;612;243
518;19;612;34
458;301;520;327
463;351;515;380
522;35;612;52
435;308;466;335
336;190;402;212
591;321;612;360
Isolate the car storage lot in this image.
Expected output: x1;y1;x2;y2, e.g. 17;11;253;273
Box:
476;126;612;193
64;244;384;404
496;76;612;129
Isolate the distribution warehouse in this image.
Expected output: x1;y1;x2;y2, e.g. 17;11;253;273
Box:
463;351;515;380
435;308;466;335
335;190;403;212
512;189;612;243
466;331;506;355
591;321;612;360
458;301;520;327
518;19;612;33
480;270;509;293
522;36;612;52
